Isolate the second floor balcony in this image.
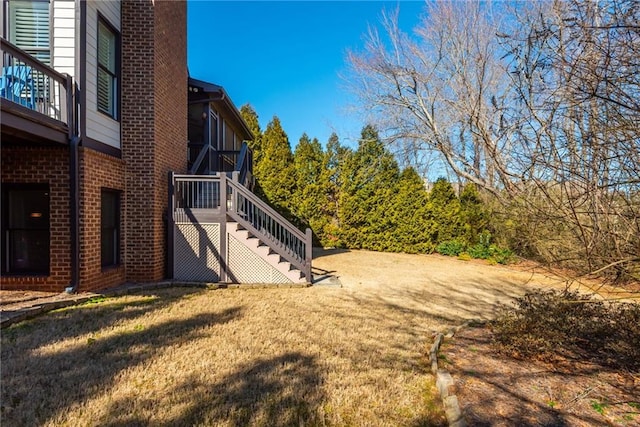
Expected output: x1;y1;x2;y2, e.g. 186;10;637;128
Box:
1;38;74;145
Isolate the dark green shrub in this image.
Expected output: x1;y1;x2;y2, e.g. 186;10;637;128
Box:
487;246;514;264
467;230;492;258
467;231;513;264
436;240;466;256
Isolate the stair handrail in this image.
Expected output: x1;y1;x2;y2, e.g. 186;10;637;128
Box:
170;172;312;283
226;173;312;282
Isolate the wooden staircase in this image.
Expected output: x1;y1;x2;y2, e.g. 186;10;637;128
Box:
169;172;313;285
227;222;307;283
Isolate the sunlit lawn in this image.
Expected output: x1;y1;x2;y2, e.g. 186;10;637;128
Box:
1;286;447;426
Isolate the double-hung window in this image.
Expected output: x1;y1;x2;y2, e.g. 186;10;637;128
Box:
1;184;50;275
97;17;118;119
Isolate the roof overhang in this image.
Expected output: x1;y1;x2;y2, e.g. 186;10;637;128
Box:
188;77;254;141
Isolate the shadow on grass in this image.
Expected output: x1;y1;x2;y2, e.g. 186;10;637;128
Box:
1;291;243;426
312;247;351;260
1;287;208;348
102;352;326;427
304;274;530;374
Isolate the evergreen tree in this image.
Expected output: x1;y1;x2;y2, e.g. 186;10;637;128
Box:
236;106;491;254
428;178;463;244
292;134;327;241
239;104;263;164
389;167;434;253
254;116;296;217
459;183;488;244
338;125;400;250
319;133;346;247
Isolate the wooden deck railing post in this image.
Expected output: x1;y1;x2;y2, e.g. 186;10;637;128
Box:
305;228;313;283
220;172;228;214
167;172;175;280
64;74;73;137
219;172;228;282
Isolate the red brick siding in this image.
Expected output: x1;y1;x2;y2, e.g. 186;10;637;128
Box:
121;0;156;282
1;1;187;291
121;0;187;282
0;147;71;292
153;0;188;278
78;148;126;292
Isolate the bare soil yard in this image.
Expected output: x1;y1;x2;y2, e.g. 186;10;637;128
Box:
441;324;640;426
2;249;630;426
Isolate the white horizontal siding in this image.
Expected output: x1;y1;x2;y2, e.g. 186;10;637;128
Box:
52;0;76;77
54;37;75;48
84;0;121;149
53;27;75;39
53;4;75;18
54;47;74;58
55;17;74;28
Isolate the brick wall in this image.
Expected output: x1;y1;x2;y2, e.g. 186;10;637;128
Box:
0;147;71;291
78;148;126;291
153;0;188;279
1;1;187;291
121;0;187;282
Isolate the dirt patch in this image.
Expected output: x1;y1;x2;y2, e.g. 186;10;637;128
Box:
313;248;564;324
441;325;640;426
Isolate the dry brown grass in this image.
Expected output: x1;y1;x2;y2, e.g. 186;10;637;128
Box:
1;285;446;426
3;248;575;426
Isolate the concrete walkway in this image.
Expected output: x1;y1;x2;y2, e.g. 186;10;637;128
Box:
0;282;179;328
1;291;99;328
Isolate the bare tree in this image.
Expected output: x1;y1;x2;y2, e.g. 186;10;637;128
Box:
502;0;640;280
348;0;640;283
348;2;525;197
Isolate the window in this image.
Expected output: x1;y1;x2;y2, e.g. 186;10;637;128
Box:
101;189;120;267
97;17;118;119
1;184;50;275
7;0;51;64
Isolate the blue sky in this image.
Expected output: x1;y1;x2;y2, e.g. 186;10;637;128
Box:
187;1;425;148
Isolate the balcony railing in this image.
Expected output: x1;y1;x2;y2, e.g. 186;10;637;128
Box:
1;38;73;128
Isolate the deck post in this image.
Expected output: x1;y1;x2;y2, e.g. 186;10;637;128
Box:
167;172;175;280
65;74;73;137
219;172;228;282
305;227;313;283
